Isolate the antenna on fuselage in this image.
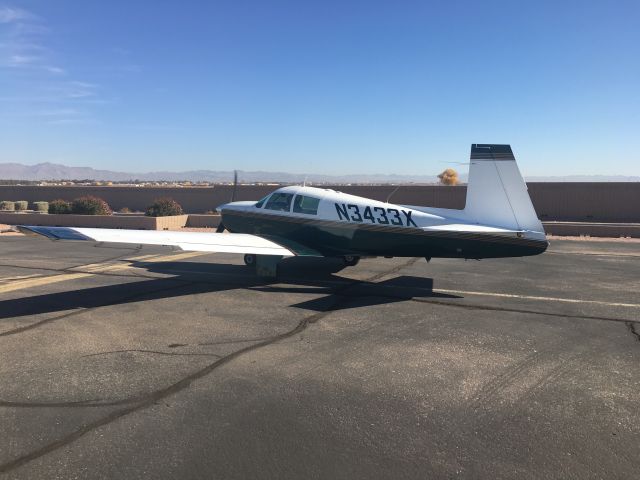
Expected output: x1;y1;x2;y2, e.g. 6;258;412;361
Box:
386;185;400;203
303;175;307;187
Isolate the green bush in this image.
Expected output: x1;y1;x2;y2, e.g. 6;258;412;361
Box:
1;201;15;211
71;196;112;215
33;201;49;213
145;197;184;217
15;200;28;211
49;199;72;214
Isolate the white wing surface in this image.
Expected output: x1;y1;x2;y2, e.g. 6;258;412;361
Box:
17;226;294;256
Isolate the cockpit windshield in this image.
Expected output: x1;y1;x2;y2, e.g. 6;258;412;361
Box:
254;194;270;208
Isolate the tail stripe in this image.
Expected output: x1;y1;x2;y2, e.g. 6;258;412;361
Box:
471;144;515;161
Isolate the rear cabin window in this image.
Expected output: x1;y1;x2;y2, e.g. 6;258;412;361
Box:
292;195;320;215
264;192;294;212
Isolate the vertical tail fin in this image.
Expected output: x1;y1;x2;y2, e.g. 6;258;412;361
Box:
464;144;544;233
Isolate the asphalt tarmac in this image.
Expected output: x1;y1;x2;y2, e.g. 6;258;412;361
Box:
0;235;639;479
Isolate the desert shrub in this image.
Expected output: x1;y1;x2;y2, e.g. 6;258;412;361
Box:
437;168;459;186
15;200;28;211
49;199;72;214
0;201;15;211
145;197;184;217
71;196;112;215
33;201;49;213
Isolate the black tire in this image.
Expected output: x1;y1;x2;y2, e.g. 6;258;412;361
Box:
343;255;360;267
244;254;256;266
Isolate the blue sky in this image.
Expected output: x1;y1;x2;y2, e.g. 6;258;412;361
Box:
1;1;638;176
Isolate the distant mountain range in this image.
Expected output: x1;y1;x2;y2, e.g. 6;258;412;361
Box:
0;162;639;184
0;162;442;183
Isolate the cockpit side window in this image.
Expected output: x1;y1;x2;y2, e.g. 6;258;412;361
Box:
264;192;294;212
254;194;270;208
292;195;320;215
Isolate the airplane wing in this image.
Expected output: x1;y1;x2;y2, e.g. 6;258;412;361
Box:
17;226;296;257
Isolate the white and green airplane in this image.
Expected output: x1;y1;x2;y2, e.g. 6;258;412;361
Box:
19;144;547;277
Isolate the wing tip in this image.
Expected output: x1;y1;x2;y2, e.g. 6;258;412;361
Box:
17;226;92;241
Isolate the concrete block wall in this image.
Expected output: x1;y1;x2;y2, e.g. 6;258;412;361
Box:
0;183;638;222
0;212;189;230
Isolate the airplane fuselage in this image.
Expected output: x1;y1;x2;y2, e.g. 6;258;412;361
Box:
219;186;548;259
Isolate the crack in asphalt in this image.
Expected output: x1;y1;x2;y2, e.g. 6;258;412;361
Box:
0;258;418;473
197;337;278;346
81;349;223;358
625;322;640;342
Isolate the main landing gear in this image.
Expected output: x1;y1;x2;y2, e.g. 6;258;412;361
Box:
244;253;360;278
343;255;360;267
244;254;282;278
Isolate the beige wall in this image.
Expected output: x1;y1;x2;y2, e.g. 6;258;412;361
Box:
1;183;638;222
0;212;189;230
543;222;640;237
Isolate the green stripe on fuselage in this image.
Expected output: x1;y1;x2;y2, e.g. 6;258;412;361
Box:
221;210;547;259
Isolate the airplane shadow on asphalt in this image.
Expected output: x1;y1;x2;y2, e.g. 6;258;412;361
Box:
0;257;460;321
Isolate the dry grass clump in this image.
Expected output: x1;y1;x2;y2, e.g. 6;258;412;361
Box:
437;168;459;186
